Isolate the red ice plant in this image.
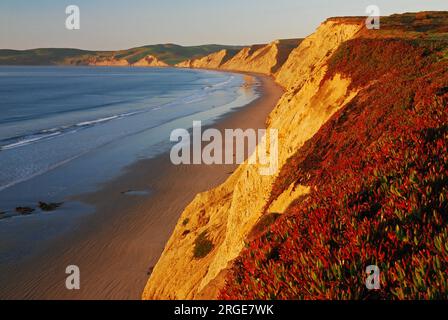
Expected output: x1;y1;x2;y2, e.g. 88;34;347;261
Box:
220;28;448;300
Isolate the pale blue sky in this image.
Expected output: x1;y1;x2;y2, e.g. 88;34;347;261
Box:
0;0;447;50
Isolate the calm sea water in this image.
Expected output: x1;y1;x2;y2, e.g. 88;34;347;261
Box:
0;66;257;215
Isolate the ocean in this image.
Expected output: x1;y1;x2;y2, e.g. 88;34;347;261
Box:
0;66;258;264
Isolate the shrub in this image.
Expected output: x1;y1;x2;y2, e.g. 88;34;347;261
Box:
193;231;214;259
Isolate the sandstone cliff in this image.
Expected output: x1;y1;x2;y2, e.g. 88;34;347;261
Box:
85;54;169;67
132;55;169;67
88;57;130;66
176;39;301;76
142;18;364;300
220;12;448;299
175;49;238;69
222;39;300;75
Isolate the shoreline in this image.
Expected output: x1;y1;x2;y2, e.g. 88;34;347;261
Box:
0;72;284;299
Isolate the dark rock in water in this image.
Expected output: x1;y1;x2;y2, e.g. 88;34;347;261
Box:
38;201;62;212
0;211;12;220
16;207;35;215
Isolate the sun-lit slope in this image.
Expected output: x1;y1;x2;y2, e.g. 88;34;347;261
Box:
0;48;95;65
142;18;363;300
175;49;240;69
222;11;448;300
112;44;243;65
143;11;448;300
175;39;302;76
132;55;169;67
222;39;301;75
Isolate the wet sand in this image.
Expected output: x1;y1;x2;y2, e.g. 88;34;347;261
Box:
0;74;283;299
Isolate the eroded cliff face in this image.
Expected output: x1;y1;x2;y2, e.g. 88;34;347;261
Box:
84;55;169;67
133;55;169;67
220;12;448;299
175;49;236;69
221;41;286;75
142;19;364;300
175;39;300;76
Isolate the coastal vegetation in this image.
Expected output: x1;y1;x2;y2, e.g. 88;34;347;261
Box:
193;231;214;259
221;14;448;300
143;11;448;300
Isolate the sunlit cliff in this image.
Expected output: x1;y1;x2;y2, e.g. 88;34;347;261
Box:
144;12;448;299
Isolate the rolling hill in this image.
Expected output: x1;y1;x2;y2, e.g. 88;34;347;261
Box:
0;44;244;66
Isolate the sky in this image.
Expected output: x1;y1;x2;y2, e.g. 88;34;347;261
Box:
0;0;447;50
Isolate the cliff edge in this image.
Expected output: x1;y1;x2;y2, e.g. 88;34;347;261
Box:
144;11;448;300
142;18;364;299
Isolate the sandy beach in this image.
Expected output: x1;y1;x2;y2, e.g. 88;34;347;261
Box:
0;73;283;299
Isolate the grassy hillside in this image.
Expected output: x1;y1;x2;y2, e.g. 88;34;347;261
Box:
0;44;243;66
221;12;448;300
0;48;95;65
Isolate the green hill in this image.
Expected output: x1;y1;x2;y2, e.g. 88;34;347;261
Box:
0;44;243;66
